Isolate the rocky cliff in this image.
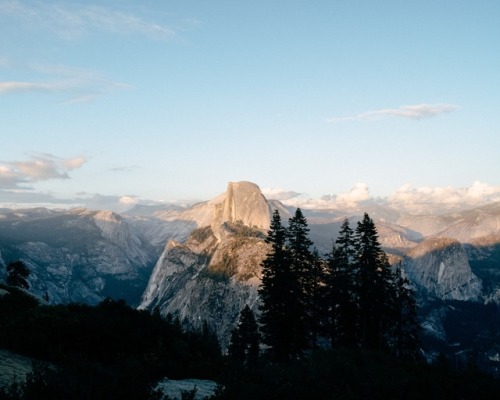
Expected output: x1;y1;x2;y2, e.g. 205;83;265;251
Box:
402;238;483;301
3;183;500;361
0;208;157;305
139;182;272;347
210;181;272;239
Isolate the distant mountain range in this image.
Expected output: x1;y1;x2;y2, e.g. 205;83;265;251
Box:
1;181;500;372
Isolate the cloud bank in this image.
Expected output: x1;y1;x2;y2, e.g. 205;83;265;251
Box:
327;103;458;123
273;183;373;211
387;181;500;213
0;154;87;190
271;181;500;215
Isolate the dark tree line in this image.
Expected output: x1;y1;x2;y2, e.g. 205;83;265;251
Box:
5;261;30;290
325;214;419;358
0;289;223;400
230;209;419;363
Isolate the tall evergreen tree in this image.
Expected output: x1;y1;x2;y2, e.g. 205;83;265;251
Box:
354;213;394;351
390;265;420;359
286;208;314;353
307;248;326;349
325;218;358;348
259;209;297;361
228;305;260;365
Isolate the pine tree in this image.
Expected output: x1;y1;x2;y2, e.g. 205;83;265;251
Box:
354;213;394;351
43;291;50;303
259;209;297;361
390;265;420;359
286;208;315;353
325;218;358;348
307;248;326;349
201;320;222;359
6;260;30;290
228;305;260;365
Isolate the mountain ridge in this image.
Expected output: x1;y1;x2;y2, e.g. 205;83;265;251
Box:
1;182;500;361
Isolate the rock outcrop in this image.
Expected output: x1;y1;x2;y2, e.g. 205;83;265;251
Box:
210;181;272;240
402;238;483;301
139;182;273;348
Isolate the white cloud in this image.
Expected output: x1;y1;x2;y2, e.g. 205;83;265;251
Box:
0;155;87;189
277;183;372;210
262;188;302;201
327;103;458;123
335;183;370;205
466;181;500;200
81;194;136;212
388;181;500;213
119;196;139;206
61;156;87;170
271;182;500;214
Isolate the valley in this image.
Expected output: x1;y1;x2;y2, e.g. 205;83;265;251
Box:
1;181;500;374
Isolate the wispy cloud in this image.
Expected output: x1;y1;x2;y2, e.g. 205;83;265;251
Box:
327;103;459;123
0;81;69;94
0;1;175;40
0;63;131;101
109;165;141;173
0;154;87;190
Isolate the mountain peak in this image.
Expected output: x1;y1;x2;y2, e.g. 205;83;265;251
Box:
211;181;271;239
222;181;271;227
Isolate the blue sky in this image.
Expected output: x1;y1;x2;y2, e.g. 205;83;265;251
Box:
1;0;500;212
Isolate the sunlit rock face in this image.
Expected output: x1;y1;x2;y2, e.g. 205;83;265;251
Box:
402;238;483;301
139;182;273;348
210;181;272;240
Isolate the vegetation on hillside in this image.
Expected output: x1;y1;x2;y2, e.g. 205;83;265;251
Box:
1;210;500;398
0;285;222;399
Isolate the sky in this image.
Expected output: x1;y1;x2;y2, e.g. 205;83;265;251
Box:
1;0;500;213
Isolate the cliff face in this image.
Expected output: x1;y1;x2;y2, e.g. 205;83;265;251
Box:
139;182;272;347
210;181;272;240
402;238;483;301
139;224;269;348
0;208;157;305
